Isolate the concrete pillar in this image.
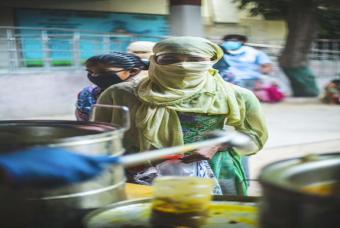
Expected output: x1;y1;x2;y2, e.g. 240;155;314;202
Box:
169;0;204;36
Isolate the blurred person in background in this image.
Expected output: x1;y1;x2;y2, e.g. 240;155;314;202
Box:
214;34;285;103
127;40;155;78
94;36;268;196
127;41;155;61
321;78;340;104
75;52;147;121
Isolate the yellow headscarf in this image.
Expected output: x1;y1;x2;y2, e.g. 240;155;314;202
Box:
135;36;263;151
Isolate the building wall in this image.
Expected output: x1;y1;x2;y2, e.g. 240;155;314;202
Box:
0;0;168;15
241;19;287;42
0;0;169;68
205;19;287;42
0;0;286;42
0;0;168;29
202;0;240;23
0;70;88;119
202;0;287;42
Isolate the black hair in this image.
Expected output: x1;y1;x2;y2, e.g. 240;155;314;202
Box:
222;34;248;42
85;51;148;70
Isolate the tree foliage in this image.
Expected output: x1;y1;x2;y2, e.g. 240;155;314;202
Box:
235;0;340;36
236;0;339;16
233;0;339;96
318;6;340;39
236;0;289;18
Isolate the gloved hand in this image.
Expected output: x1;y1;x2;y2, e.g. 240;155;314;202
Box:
0;147;117;188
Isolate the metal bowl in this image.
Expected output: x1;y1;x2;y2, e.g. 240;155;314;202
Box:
0;120;124;151
259;153;340;228
0;120;127;228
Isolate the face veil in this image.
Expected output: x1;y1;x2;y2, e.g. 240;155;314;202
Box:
87;73;124;90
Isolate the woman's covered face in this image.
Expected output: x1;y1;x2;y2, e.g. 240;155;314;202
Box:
86;65;138;89
130;50;153;60
86;65;132;80
155;54;211;65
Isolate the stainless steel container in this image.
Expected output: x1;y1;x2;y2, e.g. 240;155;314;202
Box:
0;120;127;228
259;153;340;228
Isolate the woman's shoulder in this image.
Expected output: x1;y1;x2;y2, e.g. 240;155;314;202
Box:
226;82;258;102
78;85;101;98
106;78;142;94
79;85;101;95
98;79;142;106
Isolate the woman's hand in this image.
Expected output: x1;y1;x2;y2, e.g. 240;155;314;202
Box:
181;144;229;163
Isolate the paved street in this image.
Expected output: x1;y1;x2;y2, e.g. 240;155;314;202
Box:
248;98;340;195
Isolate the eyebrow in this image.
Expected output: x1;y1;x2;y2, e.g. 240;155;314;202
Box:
157;53;211;58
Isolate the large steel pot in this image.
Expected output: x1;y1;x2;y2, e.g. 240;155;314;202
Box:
0;120;127;228
259;153;340;228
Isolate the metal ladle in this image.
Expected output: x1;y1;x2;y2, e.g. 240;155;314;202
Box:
104;130;253;167
91;105;254;167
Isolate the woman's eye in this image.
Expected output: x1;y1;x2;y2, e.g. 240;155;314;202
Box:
133;51;148;54
160;56;172;60
163;58;175;62
188;57;205;62
157;56;179;64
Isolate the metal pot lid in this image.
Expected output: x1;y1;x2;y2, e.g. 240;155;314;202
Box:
0;120;121;151
259;153;340;192
84;197;259;228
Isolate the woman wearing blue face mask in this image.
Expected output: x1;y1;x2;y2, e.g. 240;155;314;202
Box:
221;34;247;54
222;40;243;53
75;52;148;121
214;34;274;89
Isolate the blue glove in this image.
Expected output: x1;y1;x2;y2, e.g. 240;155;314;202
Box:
0;147;119;187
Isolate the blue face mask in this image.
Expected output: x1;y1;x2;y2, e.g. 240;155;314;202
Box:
222;41;243;51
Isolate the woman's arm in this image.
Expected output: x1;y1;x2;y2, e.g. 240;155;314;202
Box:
260;63;273;74
181;144;228;163
93;88;115;123
95;82;142;154
232;89;268;155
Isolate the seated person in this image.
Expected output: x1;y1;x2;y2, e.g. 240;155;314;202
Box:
215;34;284;102
214;34;273;89
321;79;340;104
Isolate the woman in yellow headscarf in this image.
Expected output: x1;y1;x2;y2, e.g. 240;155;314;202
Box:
95;36;268;195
